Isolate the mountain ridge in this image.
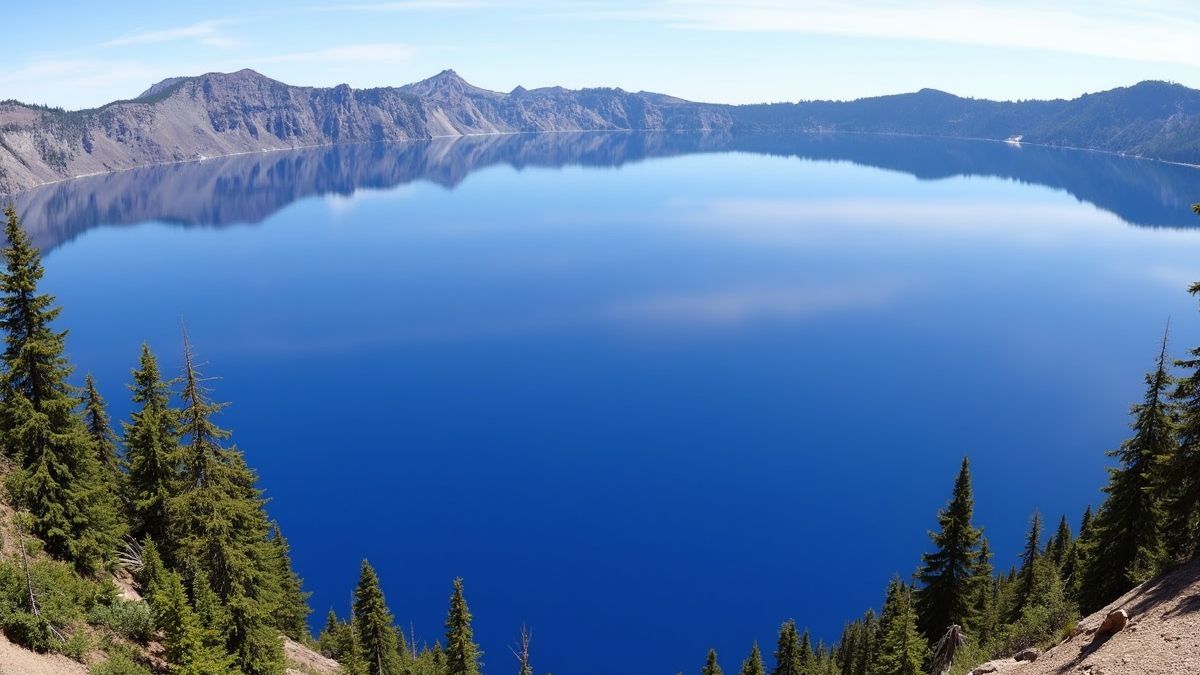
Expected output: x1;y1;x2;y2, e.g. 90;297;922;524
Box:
1;69;1199;195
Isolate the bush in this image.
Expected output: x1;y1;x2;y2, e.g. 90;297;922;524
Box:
62;628;91;661
89;600;154;643
0;556;114;653
91;652;154;675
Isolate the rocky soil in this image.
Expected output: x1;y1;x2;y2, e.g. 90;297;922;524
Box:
968;557;1200;675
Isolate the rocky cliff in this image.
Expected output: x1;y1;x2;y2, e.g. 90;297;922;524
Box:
3;70;1199;196
0;69;732;194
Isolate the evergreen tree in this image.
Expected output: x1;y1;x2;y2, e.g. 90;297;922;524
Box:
123;344;180;547
1082;331;1173;612
772;620;803;675
154;570;236;675
139;537;166;602
1167;282;1200;558
169;337;283;675
1012;511;1043;618
269;522;312;641
798;630;813;675
445;577;482;675
871;581;926;675
835;624;857;675
81;373;120;474
1047;516;1073;569
739;642;765;675
318;611;366;675
353;560;402;675
971;538;997;649
852;611;875;675
703;648;724;675
916;458;984;641
0;205;122;573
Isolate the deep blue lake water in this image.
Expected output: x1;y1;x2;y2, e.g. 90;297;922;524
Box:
14;132;1200;674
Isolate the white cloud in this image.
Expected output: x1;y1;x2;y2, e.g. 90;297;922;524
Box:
257;43;417;64
603;0;1200;68
103;20;235;49
603;282;907;326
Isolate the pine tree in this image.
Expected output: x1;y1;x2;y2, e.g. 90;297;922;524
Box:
916;457;984;641
353;560;402;675
1082;331;1173;612
1047;516;1073;569
835;623;857;675
139;537;166;601
703;648;724;675
971;538;997;650
445;577;482;675
798;630;813;675
1166;283;1200;558
0;205;122;573
154;570;236;675
773;620;803;675
739;642;765;675
123;344;180;547
269;522;312;640
81;373;120;475
871;581;926;675
318;610;366;675
169;337;283;675
852;611;875;675
1012;511;1043;618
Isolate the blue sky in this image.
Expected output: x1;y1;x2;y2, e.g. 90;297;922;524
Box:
6;0;1200;110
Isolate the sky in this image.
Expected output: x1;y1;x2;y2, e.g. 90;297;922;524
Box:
5;0;1200;110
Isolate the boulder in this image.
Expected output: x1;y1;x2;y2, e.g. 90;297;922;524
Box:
1096;609;1128;637
968;664;999;674
1014;647;1041;662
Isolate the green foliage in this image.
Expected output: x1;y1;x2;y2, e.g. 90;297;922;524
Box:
82;373;120;476
353;560;403;675
870;581;926;675
1080;331;1173;612
153;570;237;675
122;344;180;548
89;599;155;643
703;648;724;675
317;610;367;675
91;652;155;675
1162;286;1200;560
739;642;765;675
771;620;803;675
995;557;1076;654
0;206;123;573
444;577;481;675
268;522;312;641
916;458;985;641
0;554;112;652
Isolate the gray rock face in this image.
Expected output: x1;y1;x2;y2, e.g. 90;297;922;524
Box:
0;69;733;194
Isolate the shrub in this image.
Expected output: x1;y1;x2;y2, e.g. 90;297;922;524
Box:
91;652;154;675
89;600;154;643
0;557;114;652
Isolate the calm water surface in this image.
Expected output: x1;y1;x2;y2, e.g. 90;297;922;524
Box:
16;133;1200;674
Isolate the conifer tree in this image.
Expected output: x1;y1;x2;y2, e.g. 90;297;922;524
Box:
852;611;875;675
971;538;997;649
739;642;765;675
703;648;724;675
835;624;858;675
916;458;984;641
154;570;236;675
1047;516;1073;569
123;344;180;547
169;337;283;675
139;537;166;602
318;611;366;675
798;630;813;675
1012;511;1043;618
514;625;533;675
772;620;803;675
445;577;482;675
1166;283;1200;558
0;205;122;573
353;560;402;675
81;373;120;474
1082;332;1173;611
269;522;312;641
871;581;926;675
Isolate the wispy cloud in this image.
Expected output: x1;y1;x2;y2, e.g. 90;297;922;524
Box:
103;20;236;48
601;0;1200;67
603;281;908;327
257;43;417;64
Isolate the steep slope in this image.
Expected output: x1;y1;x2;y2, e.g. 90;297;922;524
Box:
4;71;1200;196
968;557;1200;675
0;69;731;194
